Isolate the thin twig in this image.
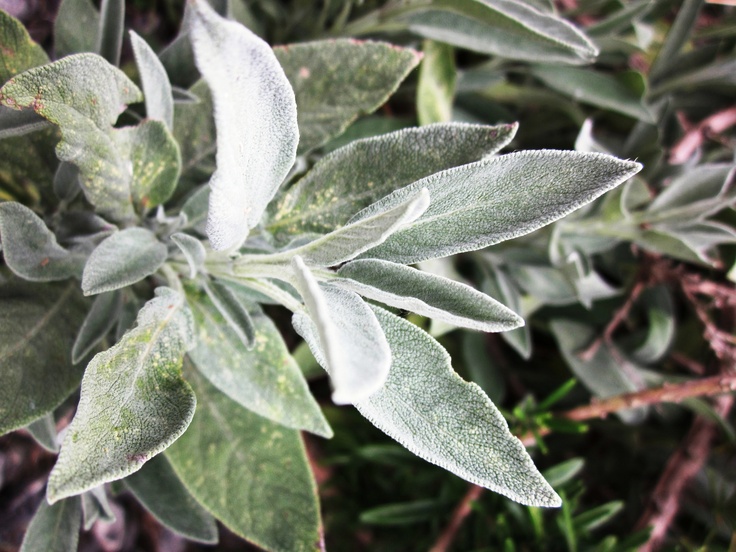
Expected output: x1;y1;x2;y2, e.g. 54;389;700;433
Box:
429;484;484;552
670;106;736;164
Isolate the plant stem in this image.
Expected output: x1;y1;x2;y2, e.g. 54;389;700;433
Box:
428;484;484;552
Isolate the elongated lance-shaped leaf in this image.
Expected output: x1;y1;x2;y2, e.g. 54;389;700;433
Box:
0;107;50;139
0;202;84;281
20;497;81;552
130;31;174;130
82;228;167;295
171;232;206;278
0;9;49;84
186;284;331;436
276;188;430;267
352;151;642;265
417;39;456;125
47;287;197;503
402;0;598;65
273;39;421;153
203;279;256;349
166;362;322;552
26;413;59;452
189;0;298;251
81;486;115;529
267;123;517;244
291;256;391;404
72;290;123;363
54;0;100;59
124;454;217;544
0;280;87;436
96;0;124;66
0;54;143;221
298;304;561;507
337;259;523;332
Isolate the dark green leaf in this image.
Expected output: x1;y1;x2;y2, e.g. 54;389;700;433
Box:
26;413;59;453
72;290;123;363
0;9;48;84
53;0;100;59
20;497;81;552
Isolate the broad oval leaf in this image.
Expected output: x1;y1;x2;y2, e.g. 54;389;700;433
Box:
82;227;167;295
130;31;174;130
166;361;322;552
189;0;298;251
0;279;87;436
298;304;561;507
186;284;331;437
292;256;391;404
267;123;517;244
124;453;218;544
352;151;642;264
337;259;523;332
0;202;83;281
0;9;49;84
47;287;196;503
0;54;143;221
20;497;81;552
273;39;421;153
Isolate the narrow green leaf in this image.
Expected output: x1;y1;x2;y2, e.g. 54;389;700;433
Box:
186;284;330;436
0;9;48;84
403;0;598;65
279;188;430;267
337;259;523;332
20;497;81;552
573;501;624;532
417;39;456;125
542;458;584;488
26;413;59;453
81;486;115;530
586;0;653;37
0;202;84;281
273;39;421;153
480;263;531;359
72;290;123;363
352;151;641;264
0;280;87;435
203;280;256;350
81;228;167;295
298;305;561;507
461;332;506;404
360;499;441;526
96;0;124;66
124;454;218;544
130;31;174;130
649;0;703;82
292;256;391;404
0;54;143;221
166;361;322;552
632;286;675;365
173;82;215;199
53;0;100;59
171;232;206;278
48;287;196;503
180;182;211;233
189;0;298;250
267;123;518;244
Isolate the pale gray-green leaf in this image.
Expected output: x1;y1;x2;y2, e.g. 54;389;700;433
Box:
0;280;87;435
353;151;642;264
72;290;123;363
291;256;391;404
273;39;421;153
0;54;143;221
281;188;430;267
203;280;256;349
96;0;124;66
480;263;531;358
417;39;456;125
54;0;100;59
171;232;206;278
0;106;50;139
0;202;83;281
300;305;561;507
403;0;598;65
130;31;174;130
267;123;517;244
173;82;215;199
53;162;81;202
26;413;59;453
0;8;49;84
47;287;196;502
337;259;523;332
81;486;115;530
20;497;81;552
124;453;217;544
186;284;331;436
189;0;298;250
82;228;167;295
166;361;321;552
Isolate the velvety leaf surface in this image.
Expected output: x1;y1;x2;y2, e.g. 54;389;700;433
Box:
130;31;174;130
0;9;49;84
267;123;517;244
48;287;196;502
189;0;298;250
202;280;256;349
337;259;523;332
124;454;218;544
20;497;81;552
171;232;206;278
173;82;215;198
0;201;84;281
72;290;123;363
404;0;598;64
353;151;641;264
292;256;391;404
417;39;456;125
81;228;167;295
0;54;143;221
298;305;561;507
166;361;322;552
53;0;100;59
96;0;124;66
273;39;421;153
0;279;87;435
